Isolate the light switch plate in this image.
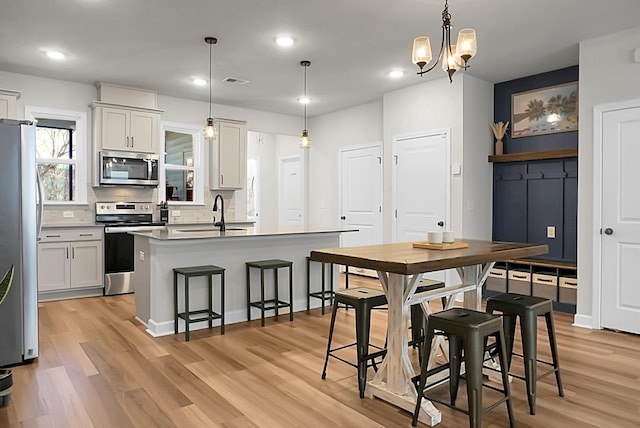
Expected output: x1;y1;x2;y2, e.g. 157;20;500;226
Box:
139;251;144;261
547;226;556;238
172;210;181;217
63;211;74;218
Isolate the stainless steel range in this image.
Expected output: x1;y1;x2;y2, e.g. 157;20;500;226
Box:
96;202;165;295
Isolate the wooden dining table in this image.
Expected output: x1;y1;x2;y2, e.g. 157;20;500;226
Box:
310;239;548;426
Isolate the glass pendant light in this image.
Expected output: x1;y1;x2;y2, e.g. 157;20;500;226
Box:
203;37;218;140
299;60;312;149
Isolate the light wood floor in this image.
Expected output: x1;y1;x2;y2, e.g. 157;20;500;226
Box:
2;275;640;427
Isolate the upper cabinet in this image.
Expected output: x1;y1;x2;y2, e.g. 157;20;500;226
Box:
90;82;163;155
92;104;160;153
0;89;20;119
210;118;247;190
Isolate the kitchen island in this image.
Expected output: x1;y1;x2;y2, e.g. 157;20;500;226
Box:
132;226;354;336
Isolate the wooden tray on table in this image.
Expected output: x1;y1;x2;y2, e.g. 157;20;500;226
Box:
412;240;469;250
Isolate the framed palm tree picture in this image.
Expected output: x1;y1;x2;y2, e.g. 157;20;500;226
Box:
511;81;578;138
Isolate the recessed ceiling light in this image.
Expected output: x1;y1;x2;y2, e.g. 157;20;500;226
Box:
276;35;294;47
192;78;207;86
298;96;311;104
389;69;404;79
46;50;65;60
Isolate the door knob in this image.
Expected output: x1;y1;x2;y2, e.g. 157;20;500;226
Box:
437;221;444;227
340;216;346;220
604;227;614;235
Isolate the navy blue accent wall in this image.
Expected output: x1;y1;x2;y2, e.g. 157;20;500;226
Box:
494;65;578;154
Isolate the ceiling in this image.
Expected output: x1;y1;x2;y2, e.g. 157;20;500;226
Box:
1;0;640;118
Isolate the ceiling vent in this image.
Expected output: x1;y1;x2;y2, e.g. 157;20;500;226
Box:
223;77;250;85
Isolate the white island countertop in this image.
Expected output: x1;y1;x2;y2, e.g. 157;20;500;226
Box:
132;225;356;241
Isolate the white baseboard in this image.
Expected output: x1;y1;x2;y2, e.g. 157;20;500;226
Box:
572;314;594;329
144;297;327;337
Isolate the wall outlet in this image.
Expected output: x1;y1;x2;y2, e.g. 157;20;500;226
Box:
139;251;144;261
547;226;556;238
172;210;181;217
63;211;74;218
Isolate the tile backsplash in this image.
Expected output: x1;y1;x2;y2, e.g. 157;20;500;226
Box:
42;186;238;225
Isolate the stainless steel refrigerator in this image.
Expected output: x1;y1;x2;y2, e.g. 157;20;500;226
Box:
0;119;41;366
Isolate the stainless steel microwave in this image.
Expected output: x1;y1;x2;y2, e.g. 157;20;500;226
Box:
99;151;159;186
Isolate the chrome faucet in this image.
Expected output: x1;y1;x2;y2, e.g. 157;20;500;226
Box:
212;194;226;231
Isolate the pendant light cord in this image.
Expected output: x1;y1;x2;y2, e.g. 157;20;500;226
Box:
208;41;212;118
303;64;307;129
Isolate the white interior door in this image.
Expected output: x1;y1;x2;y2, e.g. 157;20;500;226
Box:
394;130;450;282
279;156;302;226
340;144;383;275
600;106;640;334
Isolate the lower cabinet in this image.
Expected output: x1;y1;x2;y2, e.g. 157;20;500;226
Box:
485;259;577;313
38;227;104;296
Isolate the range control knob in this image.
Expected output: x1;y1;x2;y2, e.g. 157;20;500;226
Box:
144;205;149;210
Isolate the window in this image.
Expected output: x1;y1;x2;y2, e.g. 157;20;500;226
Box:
161;122;203;204
25;107;87;204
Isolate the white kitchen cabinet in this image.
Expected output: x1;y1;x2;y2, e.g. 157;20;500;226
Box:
209;118;247;189
37;243;70;292
92;103;161;154
0;89;20;119
37;227;104;296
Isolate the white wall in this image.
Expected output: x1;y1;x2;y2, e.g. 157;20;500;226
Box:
307;101;383;227
461;75;494;240
307;74;492;242
383;76;464;241
576;25;640;322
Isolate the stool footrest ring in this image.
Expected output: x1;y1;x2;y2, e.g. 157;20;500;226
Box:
249;299;291;311
177;309;222;324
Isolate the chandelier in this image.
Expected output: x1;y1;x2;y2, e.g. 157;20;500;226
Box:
203;37;218;140
299;60;312;149
411;0;477;82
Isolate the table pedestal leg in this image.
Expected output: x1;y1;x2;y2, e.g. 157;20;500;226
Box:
368;272;442;426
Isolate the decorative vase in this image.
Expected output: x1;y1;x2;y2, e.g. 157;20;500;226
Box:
495;139;503;155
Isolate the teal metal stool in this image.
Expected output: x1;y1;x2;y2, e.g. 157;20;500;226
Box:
246;259;294;327
173;264;225;341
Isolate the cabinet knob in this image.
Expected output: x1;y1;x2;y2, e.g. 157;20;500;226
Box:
604;227;614;235
340;216;346;220
437;221;444;227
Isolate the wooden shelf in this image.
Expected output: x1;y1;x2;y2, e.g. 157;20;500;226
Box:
488;148;578;163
